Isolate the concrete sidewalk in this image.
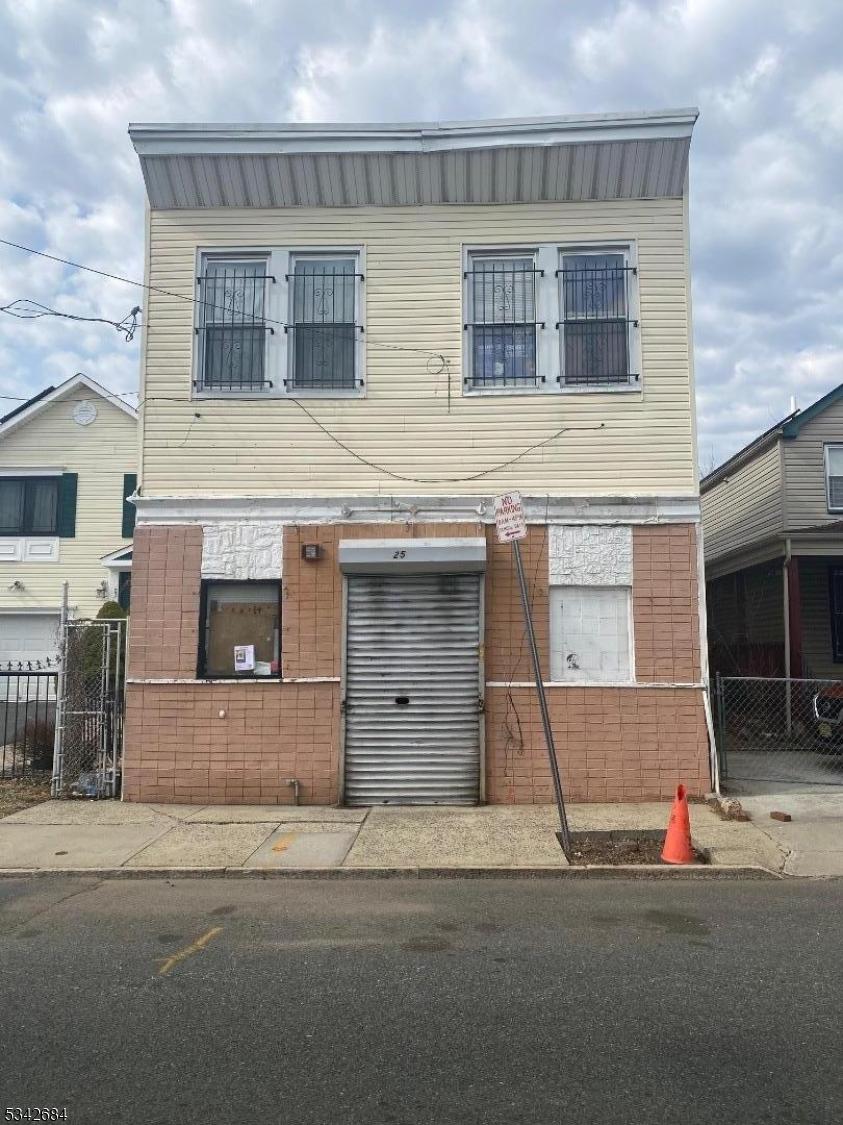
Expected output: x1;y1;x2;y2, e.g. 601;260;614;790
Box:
724;780;843;877
0;799;786;876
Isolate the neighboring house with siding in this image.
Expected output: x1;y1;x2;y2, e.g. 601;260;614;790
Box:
0;373;137;665
701;382;843;680
124;108;710;808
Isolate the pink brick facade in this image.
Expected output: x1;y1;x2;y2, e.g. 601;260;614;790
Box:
122;520;710;805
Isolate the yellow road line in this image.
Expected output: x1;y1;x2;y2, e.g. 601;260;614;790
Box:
157;926;223;977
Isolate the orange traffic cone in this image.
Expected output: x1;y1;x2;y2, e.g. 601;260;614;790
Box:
661;784;695;864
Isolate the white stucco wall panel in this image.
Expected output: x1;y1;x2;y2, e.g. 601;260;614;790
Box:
548;524;632;586
201;521;283;580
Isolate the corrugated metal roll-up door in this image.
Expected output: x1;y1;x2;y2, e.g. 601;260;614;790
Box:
344;573;482;805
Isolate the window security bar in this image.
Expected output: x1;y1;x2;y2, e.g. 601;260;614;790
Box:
556;263;637;324
283;324;364;335
464;321;545;330
193;379;273;391
284;271;365;282
197;273;276;285
463;267;545;279
196;263;274;391
557;261;638;387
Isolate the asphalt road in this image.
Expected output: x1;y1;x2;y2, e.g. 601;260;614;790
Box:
1;877;842;1125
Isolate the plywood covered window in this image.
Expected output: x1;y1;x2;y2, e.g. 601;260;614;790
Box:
199;581;280;678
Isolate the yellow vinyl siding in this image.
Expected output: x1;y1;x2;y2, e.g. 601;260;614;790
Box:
0;394;136;617
140;199;695;497
701;443;783;563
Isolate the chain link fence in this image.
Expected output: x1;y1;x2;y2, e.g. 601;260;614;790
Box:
715;675;843;786
52;618;126;798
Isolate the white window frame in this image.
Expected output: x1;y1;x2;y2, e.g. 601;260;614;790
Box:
462;245;557;396
824;444;843;513
193;246;366;400
549;584;636;684
461;240;642;397
557;243;641;395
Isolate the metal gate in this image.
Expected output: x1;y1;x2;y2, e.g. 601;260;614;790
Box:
344;573;482;805
52;617;126;798
0;665;58;778
715;674;843;787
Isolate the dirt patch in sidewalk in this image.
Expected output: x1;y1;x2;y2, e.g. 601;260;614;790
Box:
0;775;52;819
569;834;707;866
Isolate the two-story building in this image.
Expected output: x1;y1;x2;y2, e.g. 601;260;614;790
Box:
124;109;710;807
702;382;843;681
0;373;137;666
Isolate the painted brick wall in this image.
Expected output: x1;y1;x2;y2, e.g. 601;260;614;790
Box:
632;524;701;682
124;519;708;805
485;686;709;804
123;682;339;805
128;525;203;678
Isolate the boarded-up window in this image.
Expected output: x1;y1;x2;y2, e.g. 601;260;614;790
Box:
200;581;280;677
549;586;632;682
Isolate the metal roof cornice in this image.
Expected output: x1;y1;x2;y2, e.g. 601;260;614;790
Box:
129;108;698;157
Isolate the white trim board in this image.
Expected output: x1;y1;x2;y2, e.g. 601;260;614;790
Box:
135;494;701;526
0;373;137;438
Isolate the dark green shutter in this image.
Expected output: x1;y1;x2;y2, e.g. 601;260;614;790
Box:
122;473;138;538
57;473;78;538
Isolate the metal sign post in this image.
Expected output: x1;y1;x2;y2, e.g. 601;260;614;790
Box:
495;494;572;857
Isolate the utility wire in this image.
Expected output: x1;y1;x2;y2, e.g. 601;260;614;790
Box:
287;398;606;484
0;236;450;362
0;236;608;483
0;299;141;341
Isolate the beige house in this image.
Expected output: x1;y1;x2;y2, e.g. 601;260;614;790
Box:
124;109;711;807
702;382;843;680
0;373;137;665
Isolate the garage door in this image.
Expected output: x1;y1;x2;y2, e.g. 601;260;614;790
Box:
0;614;60;666
344;573;482;805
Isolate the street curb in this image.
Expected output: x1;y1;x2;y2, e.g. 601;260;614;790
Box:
0;863;782;880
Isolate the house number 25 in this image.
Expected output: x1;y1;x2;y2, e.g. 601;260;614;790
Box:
392;549;407;559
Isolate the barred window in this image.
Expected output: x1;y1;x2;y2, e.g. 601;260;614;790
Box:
288;257;361;390
465;255;540;388
559;252;637;387
196;258;273;392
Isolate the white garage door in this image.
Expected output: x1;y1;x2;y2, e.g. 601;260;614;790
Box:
0;614;61;666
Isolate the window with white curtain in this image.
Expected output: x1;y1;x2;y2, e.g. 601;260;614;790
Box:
825;445;843;512
549;585;632;682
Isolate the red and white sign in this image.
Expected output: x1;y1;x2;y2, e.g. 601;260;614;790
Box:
494;492;527;543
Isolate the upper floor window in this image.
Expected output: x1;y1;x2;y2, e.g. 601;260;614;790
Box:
0;477;59;536
197;256;273;392
558;251;638;387
194;248;364;397
465;253;540;389
463;243;640;394
288;256;361;391
826;445;843;512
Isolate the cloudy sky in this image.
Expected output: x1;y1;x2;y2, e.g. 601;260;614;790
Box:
1;0;841;467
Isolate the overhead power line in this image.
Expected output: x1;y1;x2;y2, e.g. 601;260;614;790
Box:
0;299;141;341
